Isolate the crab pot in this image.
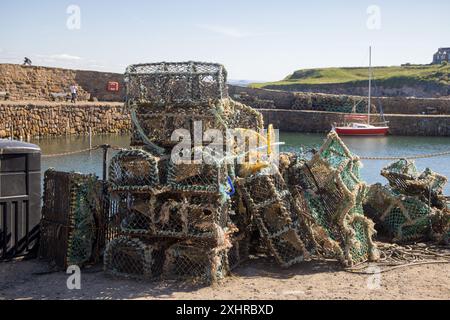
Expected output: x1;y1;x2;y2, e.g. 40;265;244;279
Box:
104;237;167;280
163;243;230;283
109;149;160;190
113;191;231;246
39;170;104;269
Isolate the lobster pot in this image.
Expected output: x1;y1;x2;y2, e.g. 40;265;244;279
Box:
163;243;230;283
167;148;231;193
39;170;104;269
113;190;231;246
104;237;167;280
131;106;223;148
290;132;378;267
125;62;228;106
109;149;160;190
239;171;313;267
381;159;448;209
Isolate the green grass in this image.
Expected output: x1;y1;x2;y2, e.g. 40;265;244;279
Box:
250;63;450;88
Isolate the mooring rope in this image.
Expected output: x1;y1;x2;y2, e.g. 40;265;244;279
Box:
359;150;450;161
42;145;450;160
41;144;126;158
42;146;101;158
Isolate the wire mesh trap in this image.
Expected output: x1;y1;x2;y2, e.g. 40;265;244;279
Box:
40;169;105;269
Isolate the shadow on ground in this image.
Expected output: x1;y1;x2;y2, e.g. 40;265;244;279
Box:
0;256;341;300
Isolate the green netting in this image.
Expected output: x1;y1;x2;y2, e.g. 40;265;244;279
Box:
40;170;104;269
364;182;449;243
67;176;101;266
237;168;315;267
381;159;448;209
284;132;378;267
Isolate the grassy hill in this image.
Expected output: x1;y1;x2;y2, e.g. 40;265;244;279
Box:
250;64;450;89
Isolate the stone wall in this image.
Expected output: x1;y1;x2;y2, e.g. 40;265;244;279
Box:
258;81;450;98
0;102;130;139
229;85;450;115
1;101;448;140
260;109;450;136
0;64;125;102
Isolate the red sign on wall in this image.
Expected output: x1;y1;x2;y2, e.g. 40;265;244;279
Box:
107;81;119;92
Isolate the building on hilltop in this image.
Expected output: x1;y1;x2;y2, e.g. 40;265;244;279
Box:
433;47;450;64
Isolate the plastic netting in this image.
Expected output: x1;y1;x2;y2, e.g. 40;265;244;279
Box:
125;62;228;106
283;132;379;267
109;149;160;191
381;159;448;209
162;243;231;283
129;98;263;149
167;148;231;194
366;159;450;244
104;237;168;280
40;170;104;269
109;191;232;246
237;168;315;267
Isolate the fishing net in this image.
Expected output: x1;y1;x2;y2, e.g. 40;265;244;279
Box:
283;132;379;267
129;98;263;149
40;170;104;269
167;147;231;194
381;159;448;209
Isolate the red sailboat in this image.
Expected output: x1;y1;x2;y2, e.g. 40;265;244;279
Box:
333;47;389;136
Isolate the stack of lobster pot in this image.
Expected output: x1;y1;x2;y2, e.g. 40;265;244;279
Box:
104;62;263;283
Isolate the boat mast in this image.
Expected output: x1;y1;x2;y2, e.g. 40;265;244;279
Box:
368;46;372;125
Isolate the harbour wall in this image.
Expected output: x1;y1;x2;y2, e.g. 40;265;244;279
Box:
1;102;449;139
0;102;130;139
0;64;125;102
260;109;450;136
229;85;450;115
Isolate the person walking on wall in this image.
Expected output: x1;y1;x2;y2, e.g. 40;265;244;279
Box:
70;84;78;103
23;57;32;66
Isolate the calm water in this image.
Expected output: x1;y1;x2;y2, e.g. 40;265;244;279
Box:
32;133;450;194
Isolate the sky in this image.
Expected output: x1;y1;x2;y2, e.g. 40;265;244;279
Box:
0;0;449;81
